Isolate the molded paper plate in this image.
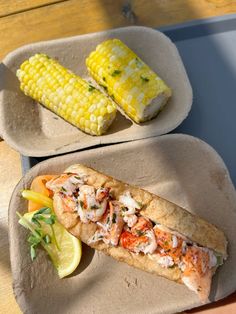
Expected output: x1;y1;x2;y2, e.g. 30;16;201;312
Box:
0;26;192;157
9;134;236;314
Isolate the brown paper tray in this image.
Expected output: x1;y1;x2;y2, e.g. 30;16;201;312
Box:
0;26;192;157
8;134;236;314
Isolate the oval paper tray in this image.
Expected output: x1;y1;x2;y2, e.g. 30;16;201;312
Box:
0;26;192;157
8;134;236;314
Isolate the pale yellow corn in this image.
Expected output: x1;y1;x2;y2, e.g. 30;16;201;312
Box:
86;39;171;123
16;54;116;135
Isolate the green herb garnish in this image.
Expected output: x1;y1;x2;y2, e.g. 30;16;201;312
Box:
112;213;117;223
28;234;41;246
137;201;142;208
91;204;99;209
99;84;108;91
61;186;67;192
88;85;95;92
135;57;143;67
44;216;56;225
31;217;41;227
35;207;51;215
34;228;43;237
111;70;121;77
136;230;144;236
140;75;149;82
33;212;56;225
17;207;60;261
30;245;36;261
43;234;51;244
216;255;223;266
164;241;169;246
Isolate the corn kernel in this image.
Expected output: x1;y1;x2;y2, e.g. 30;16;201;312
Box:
90;114;96;122
85;120;90;128
107;105;115;114
79;117;85;126
99;107;107;115
78;108;85;116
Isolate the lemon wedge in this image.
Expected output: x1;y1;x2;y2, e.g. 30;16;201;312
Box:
18;211;82;278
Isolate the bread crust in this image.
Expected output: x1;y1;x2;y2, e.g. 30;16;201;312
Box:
53;163;227;282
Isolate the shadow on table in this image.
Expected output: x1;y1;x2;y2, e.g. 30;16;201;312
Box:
0;223;11;270
0;63;19;92
187;291;236;313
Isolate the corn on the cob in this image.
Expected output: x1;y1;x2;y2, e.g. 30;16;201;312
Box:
16;54;117;136
86;39;171;123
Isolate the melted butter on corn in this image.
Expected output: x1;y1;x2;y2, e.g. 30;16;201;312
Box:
86;39;171;123
16;54;117;135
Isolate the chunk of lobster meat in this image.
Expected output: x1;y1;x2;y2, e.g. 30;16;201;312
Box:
103;201;125;246
52;192;77;215
89;201;124;246
181;246;218;302
119;191;141;215
131;217;153;236
77;185;108;223
60;194;77;213
120;231;148;252
79;185;97;209
123;214;138;228
120;228;157;254
182;269;213;303
46;173;84;195
96;187;110;202
183;246;214;276
154;226;184;262
77;200;107;223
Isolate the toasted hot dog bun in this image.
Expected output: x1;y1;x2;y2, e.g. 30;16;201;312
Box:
53;164;227;284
